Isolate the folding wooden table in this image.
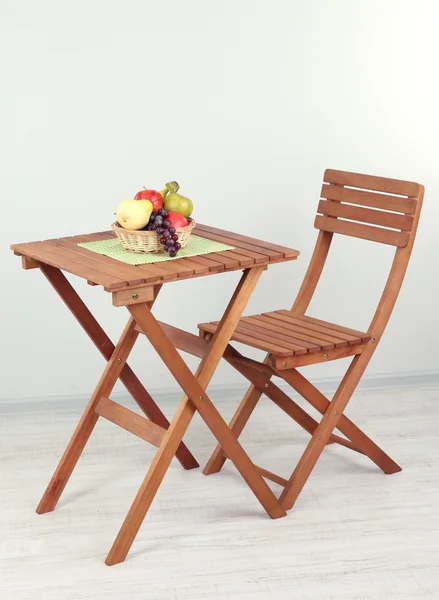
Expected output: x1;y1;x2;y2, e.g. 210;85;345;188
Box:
11;224;300;565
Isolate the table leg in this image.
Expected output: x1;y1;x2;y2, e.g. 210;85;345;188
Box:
106;268;286;565
38;263;197;470
37;317;139;514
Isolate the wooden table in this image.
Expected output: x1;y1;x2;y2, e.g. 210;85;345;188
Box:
11;224;300;565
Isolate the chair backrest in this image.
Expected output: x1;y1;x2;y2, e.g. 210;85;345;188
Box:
293;169;424;339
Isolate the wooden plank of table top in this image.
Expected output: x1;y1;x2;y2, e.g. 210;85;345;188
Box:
66;232;175;285
45;238;149;287
69;231;195;284
11;241;126;288
186;254;225;273
217;250;254;267
172;257;209;277
193;227;269;264
261;313;353;347
273;311;366;344
200;252;240;270
224;246;270;265
241;317;323;352
194;225;284;261
195;223;299;259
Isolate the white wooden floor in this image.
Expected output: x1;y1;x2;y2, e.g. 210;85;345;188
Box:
1;384;438;599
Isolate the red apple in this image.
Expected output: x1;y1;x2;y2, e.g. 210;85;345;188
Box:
167;211;188;228
134;188;163;212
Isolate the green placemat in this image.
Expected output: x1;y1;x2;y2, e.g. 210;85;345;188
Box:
78;235;234;265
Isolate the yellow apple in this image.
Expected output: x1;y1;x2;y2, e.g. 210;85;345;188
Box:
116;199;153;230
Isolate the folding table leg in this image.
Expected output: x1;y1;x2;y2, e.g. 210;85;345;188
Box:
37;317;140;514
279;349;382;510
106;268;286;565
38;264;197;471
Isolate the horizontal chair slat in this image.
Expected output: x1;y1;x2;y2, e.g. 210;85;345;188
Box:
324;169;420;198
317;200;414;231
320;184;417;215
314;215;409;247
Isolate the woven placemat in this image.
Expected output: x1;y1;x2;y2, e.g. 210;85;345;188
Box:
78;235;234;266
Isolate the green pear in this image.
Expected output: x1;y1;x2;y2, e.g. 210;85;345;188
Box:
164;181;193;218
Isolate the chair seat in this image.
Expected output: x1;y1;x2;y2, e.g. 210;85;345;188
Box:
198;310;371;357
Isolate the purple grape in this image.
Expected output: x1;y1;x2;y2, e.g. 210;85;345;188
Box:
165;239;175;247
155;216;163;226
161;209;168;218
160;236;166;244
163;219;171;228
168;227;176;234
168;247;177;257
171;234;178;241
163;229;171;239
174;242;181;251
158;208;166;217
150;213;157;222
156;227;164;234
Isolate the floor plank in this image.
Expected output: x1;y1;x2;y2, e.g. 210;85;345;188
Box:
0;384;438;599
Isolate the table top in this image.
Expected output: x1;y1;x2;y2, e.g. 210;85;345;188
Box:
11;224;300;292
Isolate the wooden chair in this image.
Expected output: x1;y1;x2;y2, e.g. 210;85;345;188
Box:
198;169;424;510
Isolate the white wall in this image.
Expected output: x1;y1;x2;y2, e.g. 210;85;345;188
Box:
2;0;438;401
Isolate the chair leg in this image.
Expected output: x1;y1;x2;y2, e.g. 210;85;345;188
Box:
280;368;401;474
203;381;263;475
203;352;273;475
279;351;379;510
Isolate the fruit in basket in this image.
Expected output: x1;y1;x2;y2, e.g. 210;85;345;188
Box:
159;187;169;202
116;199;153;230
167;211;188;228
163;181;193;218
134;188;163;212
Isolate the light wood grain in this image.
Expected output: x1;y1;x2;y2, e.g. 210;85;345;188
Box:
202;169;424;516
95;397;166;448
36;266;197;470
314;215;410;247
1;384;438;598
11;224;299;289
36;317;140;514
317;199;414;230
106;267;285;565
112;286;155;307
320;182;417;214
323;168;420;197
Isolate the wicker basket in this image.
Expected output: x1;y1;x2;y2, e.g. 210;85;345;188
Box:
112;218;195;254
